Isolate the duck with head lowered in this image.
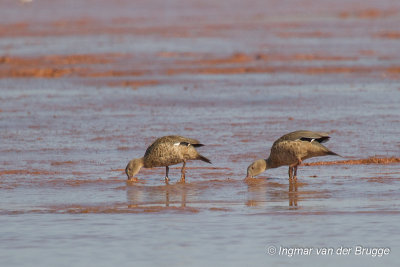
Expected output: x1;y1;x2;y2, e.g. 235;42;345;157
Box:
126;135;211;184
246;130;340;181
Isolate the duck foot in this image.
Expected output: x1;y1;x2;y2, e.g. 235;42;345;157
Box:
165;176;170;185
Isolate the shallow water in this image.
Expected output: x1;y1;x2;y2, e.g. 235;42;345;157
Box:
1;0;400;266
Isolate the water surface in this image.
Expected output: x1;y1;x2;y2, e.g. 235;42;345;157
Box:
1;0;400;266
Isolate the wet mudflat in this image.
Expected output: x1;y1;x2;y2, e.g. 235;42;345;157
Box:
1;0;400;266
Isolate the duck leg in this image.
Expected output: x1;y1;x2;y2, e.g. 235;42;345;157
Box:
179;160;187;183
292;159;302;181
165;166;170;184
288;166;294;180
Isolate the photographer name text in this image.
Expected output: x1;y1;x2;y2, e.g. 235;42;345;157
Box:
266;245;390;257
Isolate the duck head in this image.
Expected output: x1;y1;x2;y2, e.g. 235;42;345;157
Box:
246;159;268;178
125;158;144;180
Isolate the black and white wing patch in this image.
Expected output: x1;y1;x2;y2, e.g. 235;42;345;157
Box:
174;142;190;147
174;142;204;147
298;136;330;143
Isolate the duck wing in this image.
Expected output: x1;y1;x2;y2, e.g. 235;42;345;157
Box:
276;130;331;144
166;135;205;147
144;135;206;159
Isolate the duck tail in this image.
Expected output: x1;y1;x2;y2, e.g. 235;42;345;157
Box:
328;150;342;157
197;154;212;164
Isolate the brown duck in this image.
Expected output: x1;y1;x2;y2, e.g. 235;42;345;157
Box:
125;135;211;183
246;130;340;180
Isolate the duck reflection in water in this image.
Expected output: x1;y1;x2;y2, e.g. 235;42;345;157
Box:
126;183;188;208
244;177;300;208
288;180;298;207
